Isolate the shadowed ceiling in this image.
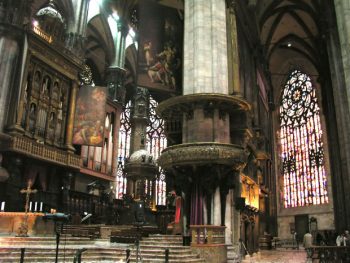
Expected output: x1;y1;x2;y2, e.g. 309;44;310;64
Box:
257;0;324;91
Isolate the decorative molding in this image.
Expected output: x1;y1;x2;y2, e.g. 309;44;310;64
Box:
156;93;251;120
3;135;80;168
79;64;93;85
28;30;83;80
158;142;247;169
106;67;127;105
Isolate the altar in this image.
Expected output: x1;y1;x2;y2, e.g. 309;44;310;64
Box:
0;212;54;236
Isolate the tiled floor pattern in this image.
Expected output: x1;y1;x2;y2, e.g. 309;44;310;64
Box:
242;249;308;263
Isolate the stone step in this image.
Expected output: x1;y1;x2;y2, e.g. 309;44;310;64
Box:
1;254;203;263
140;243;191;249
138;248;195;255
1;258;204;263
0;236;91;240
148;234;183;239
140;259;204;263
0;248;195;256
141;240;183;244
0;237;96;245
140;244;187;249
140;241;183;248
0;234;204;263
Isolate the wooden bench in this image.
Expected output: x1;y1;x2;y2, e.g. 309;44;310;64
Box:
61;225;101;239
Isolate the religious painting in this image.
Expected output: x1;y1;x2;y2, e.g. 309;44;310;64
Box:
72;85;106;146
137;0;183;93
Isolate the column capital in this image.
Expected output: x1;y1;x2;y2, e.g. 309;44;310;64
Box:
79;64;93;86
226;0;237;10
117;18;129;37
106;66;127;105
131;87;149;120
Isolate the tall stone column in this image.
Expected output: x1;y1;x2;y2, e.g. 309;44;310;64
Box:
65;80;79;152
105;67;124;183
213;187;222;225
129;88;149;153
226;0;241;95
184;0;229;95
225;189;233;244
327;0;350;230
106;12;128;104
158;0;250;249
126;87;150;196
0;36;20;132
0;0;32;133
66;0;90;55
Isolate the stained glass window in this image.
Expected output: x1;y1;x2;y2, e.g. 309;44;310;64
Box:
280;70;328;208
116;101;131;199
147;96;167;205
117;97;167;205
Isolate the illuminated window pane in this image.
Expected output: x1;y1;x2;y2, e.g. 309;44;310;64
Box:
147;96;167;205
280;70;328;208
116;101;131;199
117;97;167;204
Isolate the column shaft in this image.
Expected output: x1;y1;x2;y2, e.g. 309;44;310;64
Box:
184;0;229;94
65;80;79;152
0;37;19;132
227;1;241;95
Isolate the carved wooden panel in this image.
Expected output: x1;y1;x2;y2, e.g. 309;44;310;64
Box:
20;58;69;147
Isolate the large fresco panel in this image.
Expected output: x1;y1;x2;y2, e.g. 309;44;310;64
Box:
72;85;107;146
137;0;183;93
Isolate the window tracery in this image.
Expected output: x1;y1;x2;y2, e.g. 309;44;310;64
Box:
147;96;167;160
116;101;131;199
147;96;167;205
280;70;328;208
117;97;167;205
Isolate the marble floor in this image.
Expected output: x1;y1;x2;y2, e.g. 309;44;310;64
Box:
241;249;308;263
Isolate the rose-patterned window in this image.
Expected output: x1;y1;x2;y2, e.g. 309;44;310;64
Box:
280;70;328;208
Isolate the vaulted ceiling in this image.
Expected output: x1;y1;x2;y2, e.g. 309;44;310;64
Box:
256;0;325;94
31;0;325;97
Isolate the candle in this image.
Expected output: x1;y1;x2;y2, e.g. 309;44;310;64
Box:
1;201;4;211
29;202;32;212
34;202;37;212
40;202;43;212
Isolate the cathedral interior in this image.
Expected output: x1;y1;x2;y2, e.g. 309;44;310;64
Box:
0;0;350;262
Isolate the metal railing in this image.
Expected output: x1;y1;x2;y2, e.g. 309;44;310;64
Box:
6;245;172;262
308;246;350;262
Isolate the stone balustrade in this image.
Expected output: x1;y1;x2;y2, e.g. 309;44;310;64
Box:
5;135;80;168
190;225;226;246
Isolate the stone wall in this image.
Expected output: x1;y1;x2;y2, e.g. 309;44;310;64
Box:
277;212;334;239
